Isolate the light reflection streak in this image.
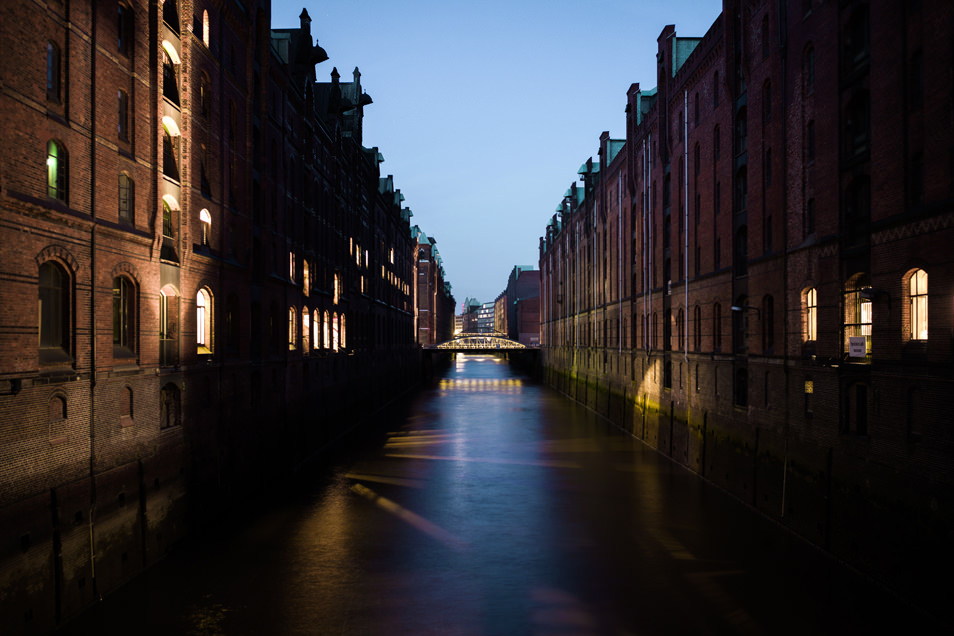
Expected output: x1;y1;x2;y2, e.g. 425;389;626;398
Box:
350;483;468;552
343;473;425;489
384;453;580;469
438;378;524;393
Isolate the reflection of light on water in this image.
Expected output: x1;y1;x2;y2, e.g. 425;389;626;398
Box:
439;378;523;393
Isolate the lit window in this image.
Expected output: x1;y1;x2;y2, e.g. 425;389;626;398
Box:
303;259;310;296
332;313;339;351
909;269;928;340
843;275;872;358
47;141;68;202
340;314;346;349
199;208;211;246
289;252;296;282
804;287;817;341
333;273;340;304
288;307;296;350
202;10;210;47
323;310;330;349
197;288;212;353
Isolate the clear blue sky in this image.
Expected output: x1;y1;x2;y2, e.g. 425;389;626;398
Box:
272;1;723;308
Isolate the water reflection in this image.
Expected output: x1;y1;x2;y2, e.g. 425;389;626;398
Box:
56;354;942;635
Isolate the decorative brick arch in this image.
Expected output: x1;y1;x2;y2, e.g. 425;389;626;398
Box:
110;261;141;285
36;245;79;275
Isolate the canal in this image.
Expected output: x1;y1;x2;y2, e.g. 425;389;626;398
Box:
58;354;938;635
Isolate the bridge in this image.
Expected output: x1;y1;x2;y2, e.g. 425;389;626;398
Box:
427;332;531;353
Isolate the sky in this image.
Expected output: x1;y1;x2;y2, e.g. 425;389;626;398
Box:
271;0;724;309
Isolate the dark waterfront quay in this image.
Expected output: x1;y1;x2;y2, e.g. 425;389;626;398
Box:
56;355;941;636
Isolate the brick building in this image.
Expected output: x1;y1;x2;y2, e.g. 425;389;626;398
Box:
493;265;540;345
412;226;455;345
0;1;433;630
539;0;953;613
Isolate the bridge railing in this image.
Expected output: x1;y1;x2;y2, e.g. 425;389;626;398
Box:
431;333;528;350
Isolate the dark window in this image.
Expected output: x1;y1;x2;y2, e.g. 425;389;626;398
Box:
713;303;722;351
762;295;775;353
909;51;923;110
162;49;179;105
734;167;747;213
163;130;179;181
844;93;870;158
762;81;772;124
807;120;815;161
761;15;770;59
160;383;181;428
118;4;133;56
843;6;870;74
714;181;721;215
199;74;210;119
735;108;747;155
162;0;180;34
764;148;772;188
112;276;136;356
714;125;721;160
39;262;70;355
910;152;924;206
119;174;134;224
805;47;815;93
805;198;815;235
844;178;871;247
713;71;720;107
46;42;60;102
118;90;129;141
735;367;748;406
734;225;748;277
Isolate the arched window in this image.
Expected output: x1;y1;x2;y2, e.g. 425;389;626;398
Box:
333;273;341;304
340;314;347;350
199;73;211;119
303;259;310;296
803;287;817;342
112;276;136;358
202;10;210;47
196;287;212;353
907;269;928;341
39;261;71;361
735;107;747;155
46;42;61;102
313;309;320;349
332;312;339;351
844;91;870;158
302;307;310;353
199;208;211;246
119;173;134;224
47;140;68;202
288;307;297;350
323;310;330;350
162;122;180;181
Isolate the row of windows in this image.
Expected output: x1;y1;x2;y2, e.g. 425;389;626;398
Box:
46;382;180;433
39;260;350;364
558;269;931;356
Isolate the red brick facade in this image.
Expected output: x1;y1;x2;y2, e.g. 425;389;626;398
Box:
0;1;424;630
540;0;953;612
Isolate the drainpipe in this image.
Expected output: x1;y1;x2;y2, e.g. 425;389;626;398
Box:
647;134;652;353
618;177;623;354
684;90;690;396
87;2;100;601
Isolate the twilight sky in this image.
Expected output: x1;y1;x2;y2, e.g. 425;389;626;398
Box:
272;0;723;309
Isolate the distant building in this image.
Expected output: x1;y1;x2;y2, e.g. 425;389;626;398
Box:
412;227;456;345
476;302;495;333
493;266;540;345
461;297;481;333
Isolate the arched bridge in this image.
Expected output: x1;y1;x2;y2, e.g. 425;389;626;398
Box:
429;332;529;352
